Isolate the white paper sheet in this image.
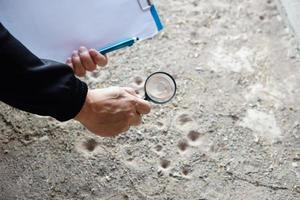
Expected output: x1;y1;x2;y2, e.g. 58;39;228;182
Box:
0;0;160;62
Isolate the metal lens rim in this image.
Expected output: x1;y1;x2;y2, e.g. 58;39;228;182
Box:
144;71;177;104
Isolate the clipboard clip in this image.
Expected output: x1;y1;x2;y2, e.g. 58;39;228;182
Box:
137;0;152;11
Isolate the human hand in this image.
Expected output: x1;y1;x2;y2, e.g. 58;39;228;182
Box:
75;87;151;137
66;46;108;77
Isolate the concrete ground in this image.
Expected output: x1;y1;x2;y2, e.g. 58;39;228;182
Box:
1;0;300;199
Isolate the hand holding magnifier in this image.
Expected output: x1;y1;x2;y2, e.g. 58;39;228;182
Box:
143;72;177;104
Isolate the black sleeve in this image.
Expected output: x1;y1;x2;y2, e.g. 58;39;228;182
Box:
0;23;88;121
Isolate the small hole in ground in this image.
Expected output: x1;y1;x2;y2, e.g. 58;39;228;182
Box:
122;194;129;200
160;159;171;169
177;139;189;152
126;149;133;156
127;157;134;162
83;138;97;152
157;121;164;127
187;131;201;142
259;15;265;21
190;31;198;38
24;135;31;141
178;114;193;125
182;166;191;176
155;145;163;152
134;76;143;85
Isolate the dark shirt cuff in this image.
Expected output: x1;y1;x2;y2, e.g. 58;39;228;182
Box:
58;76;88;122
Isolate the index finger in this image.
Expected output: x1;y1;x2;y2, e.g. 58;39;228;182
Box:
123;87;151;114
124;87;139;97
89;49;108;67
134;97;151;114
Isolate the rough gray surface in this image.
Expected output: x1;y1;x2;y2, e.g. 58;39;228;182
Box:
1;0;300;199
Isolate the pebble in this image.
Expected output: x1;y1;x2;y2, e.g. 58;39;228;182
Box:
293;153;300;161
39;135;49;142
254;135;260;143
195;67;204;72
105;175;111;182
294;185;300;193
2;139;9;144
20;139;34;146
91;188;97;193
292;162;298;168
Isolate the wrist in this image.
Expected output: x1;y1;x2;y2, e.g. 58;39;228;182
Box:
75;90;93;122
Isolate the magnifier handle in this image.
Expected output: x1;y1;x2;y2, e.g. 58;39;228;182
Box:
144;95;150;101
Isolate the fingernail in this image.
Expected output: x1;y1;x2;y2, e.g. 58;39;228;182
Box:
72;55;79;60
89;49;96;55
72;50;78;56
79;47;88;54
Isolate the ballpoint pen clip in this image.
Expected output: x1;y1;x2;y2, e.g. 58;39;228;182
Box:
137;0;152;11
99;38;138;55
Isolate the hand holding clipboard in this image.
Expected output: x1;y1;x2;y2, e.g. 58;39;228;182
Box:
0;0;163;62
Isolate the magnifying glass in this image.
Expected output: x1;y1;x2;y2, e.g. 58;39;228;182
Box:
144;72;177;104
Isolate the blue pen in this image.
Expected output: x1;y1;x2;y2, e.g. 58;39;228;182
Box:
98;37;138;55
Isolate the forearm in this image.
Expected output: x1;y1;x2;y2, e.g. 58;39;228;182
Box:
0;23;87;121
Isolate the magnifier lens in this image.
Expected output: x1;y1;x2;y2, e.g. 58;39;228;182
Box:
145;73;176;104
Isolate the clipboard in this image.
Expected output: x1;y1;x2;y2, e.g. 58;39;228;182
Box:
99;0;163;55
0;0;164;62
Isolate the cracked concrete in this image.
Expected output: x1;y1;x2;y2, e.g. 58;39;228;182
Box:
1;0;300;199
